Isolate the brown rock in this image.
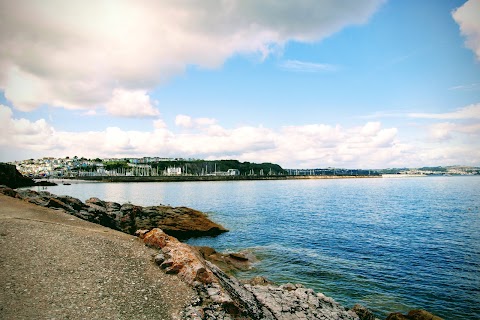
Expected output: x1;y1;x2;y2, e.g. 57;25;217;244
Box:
351;304;376;320
45;198;74;212
0;185;17;197
244;276;273;286
407;309;443;320
386;313;409;320
229;252;248;261
194;246;254;273
134;229;150;239
143;228;176;249
143;228;215;285
386;310;443;320
150;206;228;239
196;246;217;258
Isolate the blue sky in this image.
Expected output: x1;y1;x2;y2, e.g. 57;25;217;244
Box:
0;0;479;168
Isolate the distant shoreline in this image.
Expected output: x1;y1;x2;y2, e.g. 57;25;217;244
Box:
54;175;380;183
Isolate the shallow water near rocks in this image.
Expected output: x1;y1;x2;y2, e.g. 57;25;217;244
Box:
41;176;480;319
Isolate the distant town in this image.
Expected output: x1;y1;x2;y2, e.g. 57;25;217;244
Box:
9;156;480;179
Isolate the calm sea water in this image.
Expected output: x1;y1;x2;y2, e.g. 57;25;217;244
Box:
41;176;480;319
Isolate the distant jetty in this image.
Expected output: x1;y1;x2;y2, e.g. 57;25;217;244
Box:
64;174;380;183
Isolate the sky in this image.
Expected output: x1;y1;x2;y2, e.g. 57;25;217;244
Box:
0;0;479;169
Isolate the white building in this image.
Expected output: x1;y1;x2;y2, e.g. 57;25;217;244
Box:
166;167;182;176
227;169;240;176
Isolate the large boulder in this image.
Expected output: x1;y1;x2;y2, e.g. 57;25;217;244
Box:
195;246;255;273
0;163;35;188
386;310;443;320
132;205;228;239
143;228;216;285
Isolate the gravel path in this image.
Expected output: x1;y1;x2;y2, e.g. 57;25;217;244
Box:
0;194;196;320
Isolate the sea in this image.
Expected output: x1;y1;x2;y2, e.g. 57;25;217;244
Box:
38;176;480;319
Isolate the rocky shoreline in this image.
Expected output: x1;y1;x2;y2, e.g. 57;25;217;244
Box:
0;184;442;320
0;186;227;239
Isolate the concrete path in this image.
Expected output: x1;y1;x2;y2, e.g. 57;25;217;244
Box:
0;194;195;319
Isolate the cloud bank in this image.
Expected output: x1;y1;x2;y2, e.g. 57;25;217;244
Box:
2;104;478;168
0;0;383;116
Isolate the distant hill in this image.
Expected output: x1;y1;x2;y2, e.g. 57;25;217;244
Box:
148;159;286;176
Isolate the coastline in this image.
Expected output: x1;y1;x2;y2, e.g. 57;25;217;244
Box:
59;174;380;183
0;185;444;320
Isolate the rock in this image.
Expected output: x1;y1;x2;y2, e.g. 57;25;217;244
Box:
0;163;57;188
0;163;36;188
246;281;359;320
195;246;217;257
134;229;150;239
351;304;377;320
154;252;165;265
143;228;215;285
407;310;443;320
0;185;17;197
137;206;228;239
195;246;255;273
243;276;273;286
229;252;248;261
45;198;74;212
85;197;106;207
386;310;443;320
2;185;228;239
386;313;409;320
142;229;363;320
206;261;274;319
56;195;88;212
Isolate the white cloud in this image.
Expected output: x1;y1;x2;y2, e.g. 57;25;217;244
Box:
0;104;56;149
2;106;478;168
105;89;160;118
409;104;480;120
428;121;480;141
0;0;383;114
279;60;337;73
175;115;193;128
176;115;217;129
453;0;480;60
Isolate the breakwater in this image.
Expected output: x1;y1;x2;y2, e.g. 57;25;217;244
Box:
65;174;379;183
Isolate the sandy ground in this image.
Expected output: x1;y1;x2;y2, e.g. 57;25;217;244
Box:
0;194;196;320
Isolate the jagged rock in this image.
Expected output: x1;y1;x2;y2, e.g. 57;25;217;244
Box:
143;228;216;285
386;310;443;320
243;276;273;286
246;283;359;320
2;187;228;239
195;246;255;273
351;304;377;320
134;229;150;238
206;261;275;319
154;252;166;265
56;195;88;212
45;197;75;212
0;185;17;197
137;206;228;239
